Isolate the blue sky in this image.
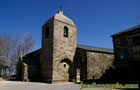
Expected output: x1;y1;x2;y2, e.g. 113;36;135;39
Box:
0;0;140;51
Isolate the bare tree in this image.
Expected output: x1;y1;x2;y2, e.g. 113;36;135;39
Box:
0;34;11;64
0;34;11;76
0;33;34;76
10;33;34;75
136;8;140;25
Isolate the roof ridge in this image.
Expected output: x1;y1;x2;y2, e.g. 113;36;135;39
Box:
111;25;140;37
77;44;114;54
77;44;113;50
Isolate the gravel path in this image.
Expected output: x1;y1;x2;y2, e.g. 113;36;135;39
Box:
0;81;120;90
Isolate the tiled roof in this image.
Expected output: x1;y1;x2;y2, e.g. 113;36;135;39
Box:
23;49;40;66
77;45;114;54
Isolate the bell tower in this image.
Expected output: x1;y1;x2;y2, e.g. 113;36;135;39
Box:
40;10;77;83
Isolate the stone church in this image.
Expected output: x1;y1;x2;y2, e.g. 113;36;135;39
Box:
16;10;114;83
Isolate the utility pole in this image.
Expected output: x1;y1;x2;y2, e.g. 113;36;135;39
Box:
136;9;140;25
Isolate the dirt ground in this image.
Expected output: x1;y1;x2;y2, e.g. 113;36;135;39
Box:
0;81;122;90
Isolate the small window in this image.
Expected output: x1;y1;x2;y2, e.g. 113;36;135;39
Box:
64;26;68;37
120;55;124;59
64;64;66;67
46;27;49;38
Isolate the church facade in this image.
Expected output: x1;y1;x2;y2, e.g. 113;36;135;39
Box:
16;10;114;83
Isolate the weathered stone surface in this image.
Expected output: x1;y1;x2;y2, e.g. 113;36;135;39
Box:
112;25;140;82
73;48;87;80
40;10;77;83
112;25;140;63
16;10;114;83
22;63;29;82
40;18;54;81
16;56;23;80
74;48;114;80
87;51;114;79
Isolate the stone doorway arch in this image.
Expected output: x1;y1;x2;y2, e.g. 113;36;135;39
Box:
60;58;73;81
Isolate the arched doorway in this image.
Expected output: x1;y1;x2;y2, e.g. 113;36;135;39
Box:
60;58;73;81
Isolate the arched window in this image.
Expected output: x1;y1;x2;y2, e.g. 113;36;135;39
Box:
60;58;72;68
45;27;49;38
64;64;66;67
64;26;68;37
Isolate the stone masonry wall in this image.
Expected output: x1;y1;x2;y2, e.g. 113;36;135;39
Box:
112;27;140;82
73;48;87;80
40;18;54;82
22;63;29;81
87;51;114;80
28;65;40;81
112;28;140;68
52;20;77;82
